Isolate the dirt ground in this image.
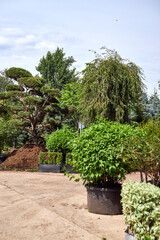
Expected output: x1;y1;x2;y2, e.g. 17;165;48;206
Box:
0;171;141;240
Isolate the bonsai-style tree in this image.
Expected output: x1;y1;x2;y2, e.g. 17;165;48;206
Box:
36;47;78;90
0;67;61;145
80;47;145;124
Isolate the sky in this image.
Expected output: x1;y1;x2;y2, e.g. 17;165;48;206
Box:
0;0;160;96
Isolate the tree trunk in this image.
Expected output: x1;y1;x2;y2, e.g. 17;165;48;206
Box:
31;122;38;145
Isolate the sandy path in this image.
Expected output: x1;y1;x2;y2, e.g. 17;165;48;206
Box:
0;171;140;240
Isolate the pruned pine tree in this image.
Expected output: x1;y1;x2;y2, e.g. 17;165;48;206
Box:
0;67;61;145
80;48;145;124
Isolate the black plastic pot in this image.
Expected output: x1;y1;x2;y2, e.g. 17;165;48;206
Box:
39;164;61;173
63;164;77;173
0;155;7;164
125;231;137;240
85;184;122;215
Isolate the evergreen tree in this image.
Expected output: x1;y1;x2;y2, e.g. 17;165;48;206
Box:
147;90;160;119
0;67;62;145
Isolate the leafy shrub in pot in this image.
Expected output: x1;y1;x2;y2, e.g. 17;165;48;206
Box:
69;120;139;187
121;181;160;239
46;126;77;162
39;152;63;165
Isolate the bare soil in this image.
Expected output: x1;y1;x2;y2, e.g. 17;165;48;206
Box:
1;144;46;169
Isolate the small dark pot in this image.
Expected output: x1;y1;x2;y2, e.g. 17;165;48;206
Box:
39;164;61;173
0;155;7;164
125;231;137;240
85;184;122;215
63;164;77;173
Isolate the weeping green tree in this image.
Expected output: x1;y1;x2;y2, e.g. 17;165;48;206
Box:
0;67;61;145
80;48;145;124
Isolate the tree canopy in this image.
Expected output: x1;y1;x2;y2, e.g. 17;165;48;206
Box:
0;69;13;92
59;82;81;129
80;48;145;124
36;47;78;90
0;67;62;144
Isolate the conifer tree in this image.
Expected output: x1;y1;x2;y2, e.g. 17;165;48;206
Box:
0;67;61;144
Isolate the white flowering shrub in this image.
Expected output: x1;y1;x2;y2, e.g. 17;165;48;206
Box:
121;182;160;240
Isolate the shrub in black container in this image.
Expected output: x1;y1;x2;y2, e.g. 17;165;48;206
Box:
46;126;77;163
39;152;63;172
67;120;140;214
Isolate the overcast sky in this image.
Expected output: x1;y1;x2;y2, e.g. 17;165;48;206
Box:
0;0;160;96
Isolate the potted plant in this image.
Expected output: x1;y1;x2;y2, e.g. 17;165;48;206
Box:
39;152;63;172
121;181;160;239
67;120;139;215
46;126;77;169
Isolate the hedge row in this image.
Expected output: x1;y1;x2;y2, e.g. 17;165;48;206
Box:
39;152;73;165
121;181;160;239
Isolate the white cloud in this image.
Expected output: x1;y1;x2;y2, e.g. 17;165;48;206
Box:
2;27;23;35
0;36;8;44
35;41;57;50
16;34;36;44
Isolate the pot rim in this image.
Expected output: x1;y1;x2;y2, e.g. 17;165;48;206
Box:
85;183;122;192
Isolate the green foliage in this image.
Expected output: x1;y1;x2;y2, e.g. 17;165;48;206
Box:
129;92;152;123
5;84;23;91
0;69;13;92
65;153;73;165
46;126;77;154
6;67;32;80
36;48;78;90
59;82;81;129
18;76;46;88
0;117;21;153
147;91;160;119
123;119;160;186
69;120;139;187
0;67;62;145
56;152;63;165
121;181;160;239
39;152;63;165
80;47;145;124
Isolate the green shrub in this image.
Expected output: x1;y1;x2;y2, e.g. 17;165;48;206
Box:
56;152;63;165
65;153;73;165
69;120;140;187
46;126;77;154
123;119;160;186
39;152;63;165
39;152;48;164
121;182;160;239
